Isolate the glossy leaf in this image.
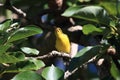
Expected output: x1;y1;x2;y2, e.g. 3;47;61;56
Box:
0;52;25;63
110;59;120;80
62;6;110;25
82;24;104;35
5;59;45;72
62;6;82;17
41;65;64;80
21;47;39;55
7;25;43;42
11;71;42;80
0;19;11;33
68;45;101;71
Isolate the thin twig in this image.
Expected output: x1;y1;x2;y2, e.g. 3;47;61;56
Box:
26;50;71;60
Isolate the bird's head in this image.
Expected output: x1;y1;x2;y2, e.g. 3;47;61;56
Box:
55;27;63;37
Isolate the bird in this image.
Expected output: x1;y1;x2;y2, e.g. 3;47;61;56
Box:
55;27;70;53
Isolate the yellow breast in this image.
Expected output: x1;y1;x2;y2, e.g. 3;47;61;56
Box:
55;28;70;53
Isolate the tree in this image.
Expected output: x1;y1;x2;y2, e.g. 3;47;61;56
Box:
0;0;120;80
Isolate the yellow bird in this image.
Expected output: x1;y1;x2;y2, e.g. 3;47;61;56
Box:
55;27;70;53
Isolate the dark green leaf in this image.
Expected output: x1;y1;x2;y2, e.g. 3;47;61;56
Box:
68;45;101;71
0;19;11;33
0;52;25;63
110;59;120;80
62;6;110;25
0;43;12;55
5;59;45;72
11;71;42;80
7;25;43;42
41;65;64;80
21;47;39;55
82;24;104;35
9;52;25;61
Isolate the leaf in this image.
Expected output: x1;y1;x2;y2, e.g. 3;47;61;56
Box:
0;43;13;55
5;59;45;72
11;71;42;80
68;45;101;71
41;65;64;80
7;25;43;42
29;59;45;70
62;6;82;17
0;19;11;33
21;47;39;55
62;6;110;25
110;59;120;80
82;24;104;35
100;1;120;16
9;52;25;61
75;46;93;57
0;52;25;63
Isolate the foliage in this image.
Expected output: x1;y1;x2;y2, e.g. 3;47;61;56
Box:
0;0;120;80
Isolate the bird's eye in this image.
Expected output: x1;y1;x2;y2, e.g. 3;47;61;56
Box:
56;28;61;32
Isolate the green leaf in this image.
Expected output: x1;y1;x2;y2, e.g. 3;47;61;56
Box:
62;6;82;17
41;65;64;80
9;52;25;61
62;6;110;25
68;45;101;71
99;1;120;16
82;24;104;35
0;19;11;33
29;59;45;70
0;52;25;63
110;59;120;80
7;25;43;42
11;71;42;80
5;59;45;72
21;47;39;55
0;43;12;55
75;46;93;57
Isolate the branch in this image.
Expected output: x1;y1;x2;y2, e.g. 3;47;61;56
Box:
4;0;26;18
26;50;71;60
64;56;96;79
2;0;55;30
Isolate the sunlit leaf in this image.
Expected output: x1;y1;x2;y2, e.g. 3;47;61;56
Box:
11;71;42;80
83;24;104;35
62;6;82;16
41;65;64;80
62;6;110;25
21;47;39;55
7;25;43;42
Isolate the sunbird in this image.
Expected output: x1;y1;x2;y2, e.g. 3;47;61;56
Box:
55;27;70;53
